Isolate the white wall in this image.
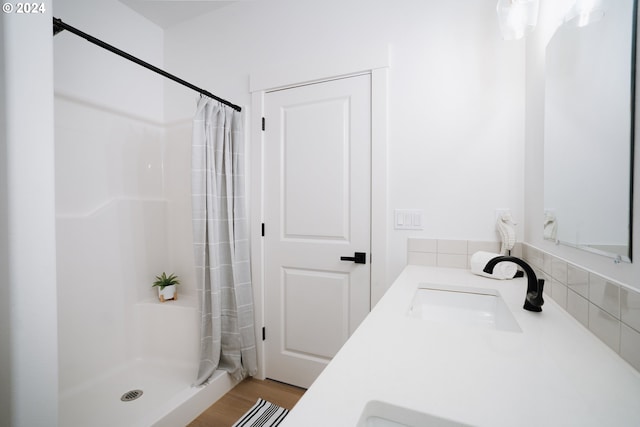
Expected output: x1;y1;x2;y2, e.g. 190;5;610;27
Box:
55;97;168;392
0;16;8;421
163;0;526;286
0;2;59;426
525;0;640;288
53;0;164;122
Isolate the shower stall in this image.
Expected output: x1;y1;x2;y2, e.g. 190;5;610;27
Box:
53;92;237;426
52;21;244;425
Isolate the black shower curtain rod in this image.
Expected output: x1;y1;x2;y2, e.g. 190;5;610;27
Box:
52;17;242;112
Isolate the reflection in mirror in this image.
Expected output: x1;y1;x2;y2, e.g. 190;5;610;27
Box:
544;0;636;262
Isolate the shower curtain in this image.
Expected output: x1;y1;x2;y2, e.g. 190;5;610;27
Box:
192;97;257;385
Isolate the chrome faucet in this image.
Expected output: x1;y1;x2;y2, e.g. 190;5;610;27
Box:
483;256;545;312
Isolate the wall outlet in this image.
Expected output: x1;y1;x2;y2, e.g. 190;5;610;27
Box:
394;209;424;230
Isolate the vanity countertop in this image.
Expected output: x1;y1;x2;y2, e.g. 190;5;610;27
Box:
280;265;640;426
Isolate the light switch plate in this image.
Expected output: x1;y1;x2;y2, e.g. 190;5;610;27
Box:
394;209;424;230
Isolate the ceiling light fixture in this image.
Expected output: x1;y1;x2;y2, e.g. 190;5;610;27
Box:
496;0;540;40
563;0;606;27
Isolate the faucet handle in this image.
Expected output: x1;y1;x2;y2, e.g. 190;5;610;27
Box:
523;278;545;312
537;278;545;296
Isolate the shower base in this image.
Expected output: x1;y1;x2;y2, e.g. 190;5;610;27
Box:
59;359;233;427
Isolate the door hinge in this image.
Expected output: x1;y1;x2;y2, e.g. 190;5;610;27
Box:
262;327;266;341
262;117;265;131
261;223;265;236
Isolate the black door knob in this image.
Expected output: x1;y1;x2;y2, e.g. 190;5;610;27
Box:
340;252;366;264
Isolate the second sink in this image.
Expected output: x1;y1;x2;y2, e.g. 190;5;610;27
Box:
357;400;471;427
408;283;521;333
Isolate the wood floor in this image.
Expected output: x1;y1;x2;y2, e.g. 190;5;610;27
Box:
187;378;306;427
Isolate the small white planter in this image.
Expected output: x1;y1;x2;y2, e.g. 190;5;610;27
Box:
157;285;178;302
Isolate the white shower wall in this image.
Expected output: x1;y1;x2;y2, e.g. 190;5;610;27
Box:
164;122;197;290
53;93;217;424
55;96;170;392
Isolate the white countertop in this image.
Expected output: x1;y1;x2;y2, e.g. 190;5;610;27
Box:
281;265;640;426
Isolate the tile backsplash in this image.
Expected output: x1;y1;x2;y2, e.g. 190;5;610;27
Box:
407;238;522;269
521;244;640;373
406;238;640;373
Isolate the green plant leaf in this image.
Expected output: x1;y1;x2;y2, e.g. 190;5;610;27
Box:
152;272;180;289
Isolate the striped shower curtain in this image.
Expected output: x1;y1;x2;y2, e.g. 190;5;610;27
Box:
191;97;257;385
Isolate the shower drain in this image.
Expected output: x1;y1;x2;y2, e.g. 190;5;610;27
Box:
120;389;143;402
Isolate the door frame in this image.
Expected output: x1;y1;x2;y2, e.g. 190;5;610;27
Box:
249;46;390;381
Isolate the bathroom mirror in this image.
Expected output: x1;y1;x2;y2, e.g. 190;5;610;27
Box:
544;0;637;262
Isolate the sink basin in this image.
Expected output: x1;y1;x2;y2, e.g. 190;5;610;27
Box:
357;400;471;427
408;283;521;333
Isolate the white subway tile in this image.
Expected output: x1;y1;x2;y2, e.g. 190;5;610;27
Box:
407;252;437;267
589;274;620;319
538;270;552;298
589;303;621;352
550;257;568;284
621;287;640;332
407;238;437;253
542;252;552;275
436;239;467;255
510;243;523;258
568;264;589;298
567;289;589;327
525;245;544;271
620;324;640;372
467;240;501;255
551;279;567;309
436;253;467;269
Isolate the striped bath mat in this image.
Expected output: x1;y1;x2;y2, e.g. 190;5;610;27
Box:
232;398;290;427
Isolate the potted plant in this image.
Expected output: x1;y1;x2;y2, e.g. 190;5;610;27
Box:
153;272;180;302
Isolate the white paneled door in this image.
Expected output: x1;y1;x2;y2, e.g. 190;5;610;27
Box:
264;74;372;388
